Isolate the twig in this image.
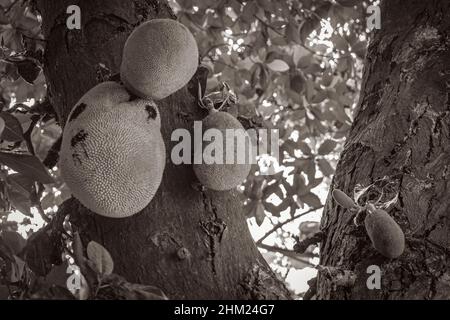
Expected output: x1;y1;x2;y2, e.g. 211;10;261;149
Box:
256;206;323;245
253;15;333;59
5;0;19;13
303;276;317;300
258;243;316;267
34;197;51;223
201;43;229;59
206;54;238;69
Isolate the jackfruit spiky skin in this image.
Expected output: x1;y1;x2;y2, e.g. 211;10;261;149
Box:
364;209;405;258
60;82;165;218
120;19;199;100
66;81;161;128
193;111;252;191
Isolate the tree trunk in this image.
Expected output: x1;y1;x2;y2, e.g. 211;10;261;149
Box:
34;0;290;299
317;0;450;299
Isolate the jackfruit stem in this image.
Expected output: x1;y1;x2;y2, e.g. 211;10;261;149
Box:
365;203;377;215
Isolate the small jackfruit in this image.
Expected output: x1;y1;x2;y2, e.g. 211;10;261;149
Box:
60;82;165;218
364;208;405;258
332;189;359;211
120;19;199;100
193;111;252;191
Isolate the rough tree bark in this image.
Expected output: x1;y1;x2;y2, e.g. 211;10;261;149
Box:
32;0;290;299
317;0;450;299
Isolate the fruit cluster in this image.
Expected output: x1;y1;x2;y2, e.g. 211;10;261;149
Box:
60;19;251;218
332;188;405;259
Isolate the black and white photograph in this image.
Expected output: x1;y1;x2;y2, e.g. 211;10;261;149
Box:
0;0;448;309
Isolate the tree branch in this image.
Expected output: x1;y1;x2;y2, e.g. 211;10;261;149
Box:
256;206;323;245
258;243;316;267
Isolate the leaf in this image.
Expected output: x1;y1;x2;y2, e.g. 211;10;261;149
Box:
0;285;9;299
321;72;334;87
1;28;23;52
0;117;4;136
290;74;306;93
0;152;54;184
241;1;257;22
293;46;310;66
305;78;315;101
287;256;310;270
122;282;168;300
16;60;41;84
40;192;55;210
300;18;320;43
330;102;352;124
7;185;32;216
14;15;40;30
335;0;360;7
293;173;307;190
257;0;274;12
10;255;25;282
351;40;367;59
282;140;297;156
1;231;26;255
7;173;33;194
24;227;59;276
75;274;90;300
311;89;327;104
254;201;266;226
332;34;349;52
263;182;284;199
307;177;323;190
45;261;90;300
86;241;114;276
285;21;300;44
264;198;291;217
333;189;358;210
261;251;278;265
317;158;334;177
298;221;320;239
266;59;290;72
45;261;70;288
72;232;85;269
0;112;23;142
297;141;312;155
6;173;33;216
299;159;316;183
318;139;337;155
300;192;322;209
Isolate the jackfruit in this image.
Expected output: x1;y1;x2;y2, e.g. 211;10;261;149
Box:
364;208;405;258
120;19;199;100
60;82;165;218
193;111;252;191
332;189;359;211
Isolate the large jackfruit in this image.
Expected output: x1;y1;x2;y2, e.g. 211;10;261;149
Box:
193;111;252;191
120;19;199;100
60;82;165;218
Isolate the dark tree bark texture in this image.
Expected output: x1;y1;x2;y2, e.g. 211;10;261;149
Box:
317;0;450;299
33;0;290;299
